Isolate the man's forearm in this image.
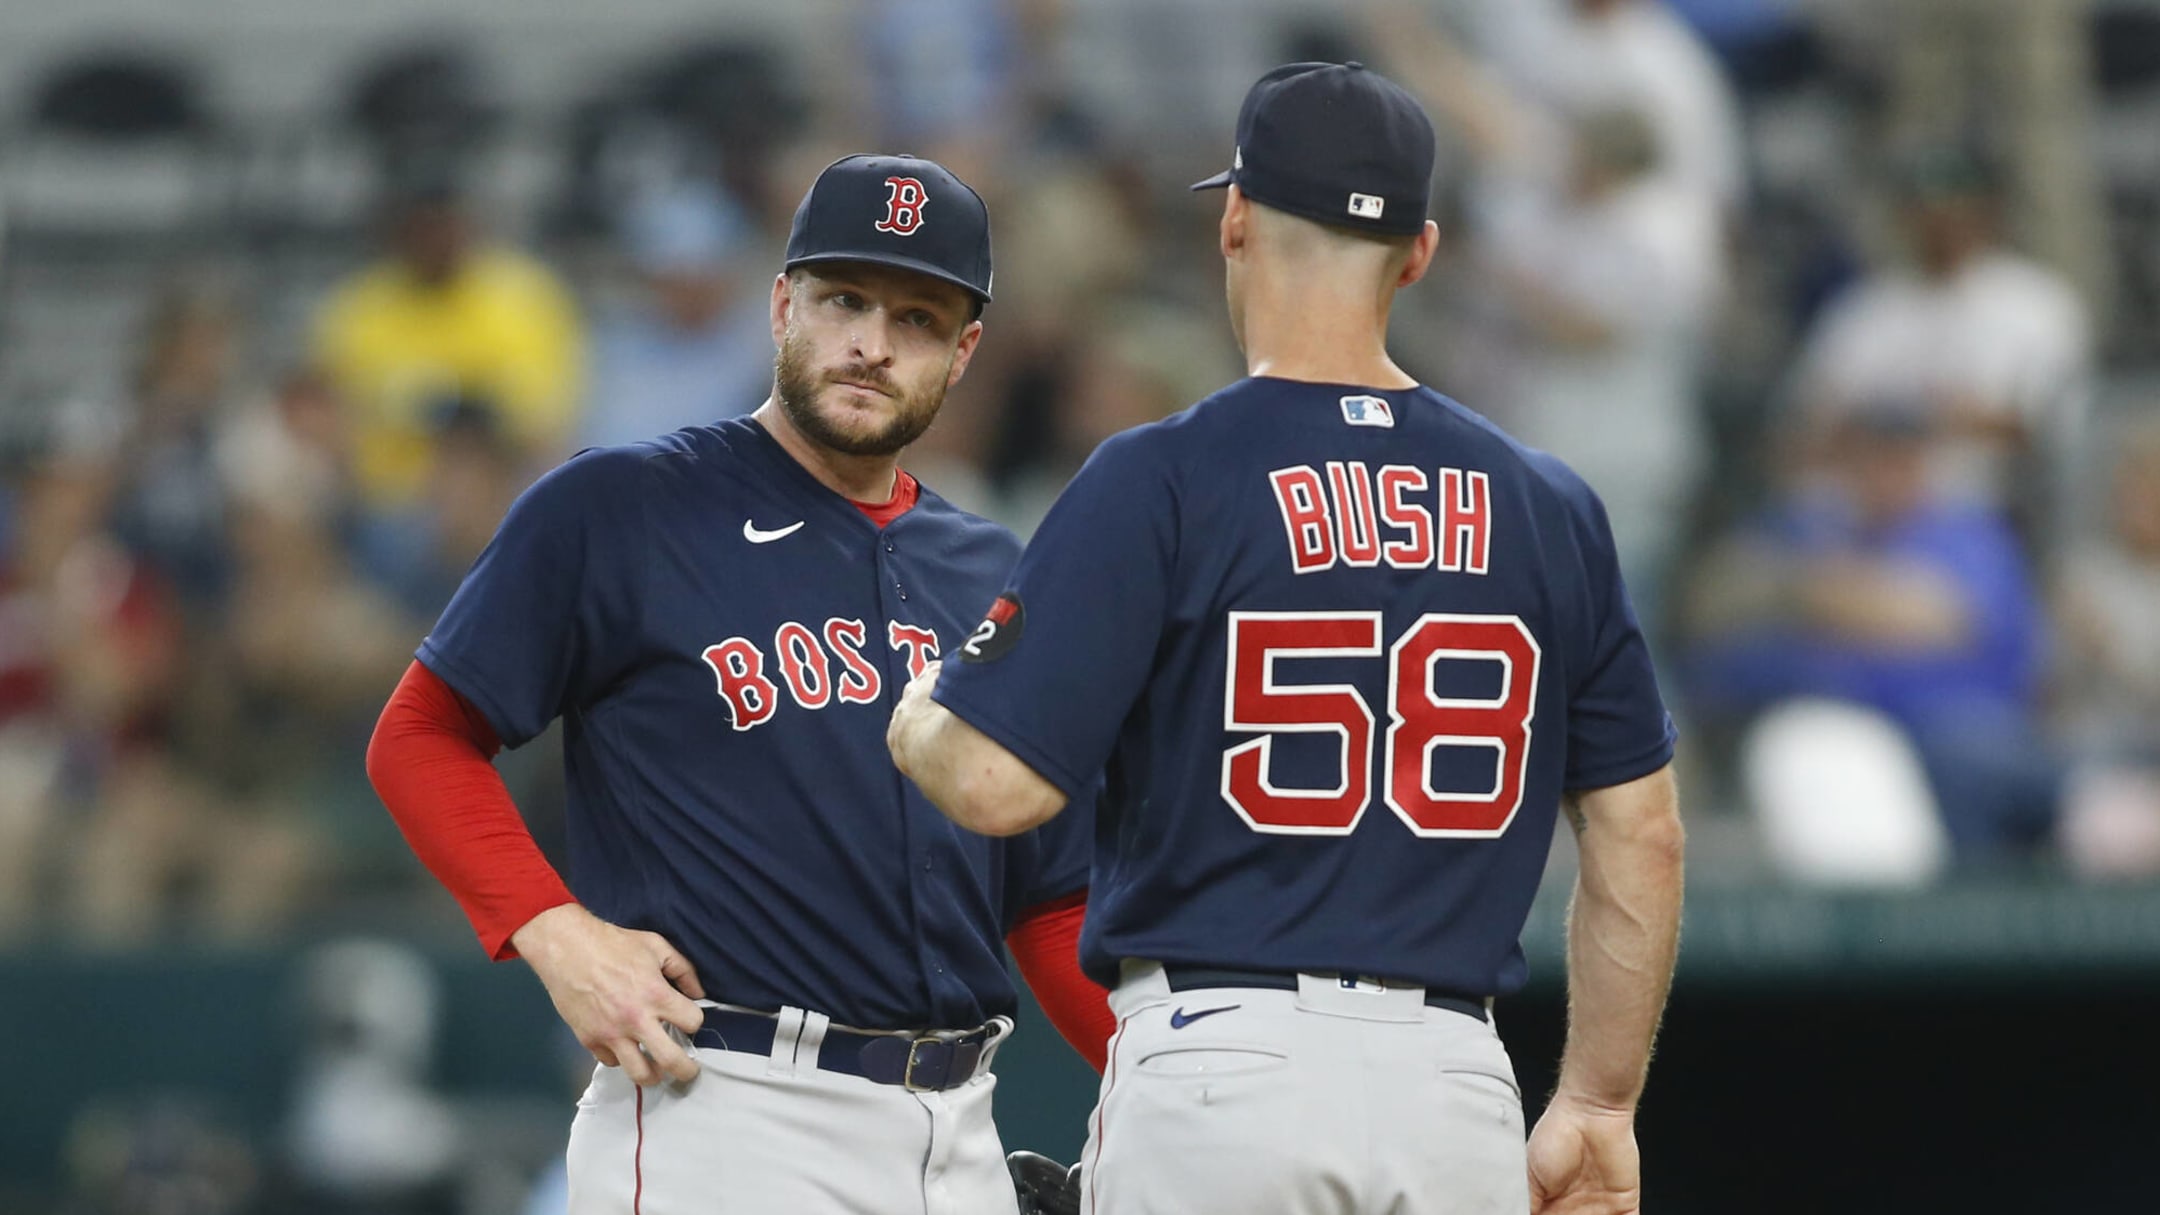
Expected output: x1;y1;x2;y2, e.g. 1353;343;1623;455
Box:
1555;765;1685;1111
888;665;1067;836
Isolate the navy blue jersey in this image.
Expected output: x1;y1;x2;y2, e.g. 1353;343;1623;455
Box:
418;417;1089;1029
934;379;1674;996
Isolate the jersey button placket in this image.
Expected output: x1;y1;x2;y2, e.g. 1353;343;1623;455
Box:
878;535;945;1014
874;546;903;602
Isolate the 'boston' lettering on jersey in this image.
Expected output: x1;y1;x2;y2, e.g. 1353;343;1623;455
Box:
704;619;942;731
1268;461;1491;575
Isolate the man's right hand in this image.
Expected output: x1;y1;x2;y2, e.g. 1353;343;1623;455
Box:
512;903;707;1086
1526;1094;1641;1214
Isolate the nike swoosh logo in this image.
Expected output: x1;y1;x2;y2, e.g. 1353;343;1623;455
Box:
743;519;806;544
1168;1004;1241;1029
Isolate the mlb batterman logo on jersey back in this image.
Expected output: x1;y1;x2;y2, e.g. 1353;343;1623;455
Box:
875;177;928;235
1340;395;1394;428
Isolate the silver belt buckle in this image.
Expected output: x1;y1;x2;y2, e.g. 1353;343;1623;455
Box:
902;1034;942;1091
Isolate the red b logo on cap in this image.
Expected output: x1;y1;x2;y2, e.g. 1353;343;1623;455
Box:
875;176;927;236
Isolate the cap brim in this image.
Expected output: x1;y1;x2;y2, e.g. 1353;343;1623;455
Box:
783;251;991;303
1190;169;1234;192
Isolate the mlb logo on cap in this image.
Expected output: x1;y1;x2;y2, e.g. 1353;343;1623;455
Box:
1340;395;1394;427
1348;193;1385;220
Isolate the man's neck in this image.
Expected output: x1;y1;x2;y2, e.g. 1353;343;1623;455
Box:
752;399;900;502
1238;274;1416;389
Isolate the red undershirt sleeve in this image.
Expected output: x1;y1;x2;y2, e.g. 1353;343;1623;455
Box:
366;659;577;960
1005;891;1116;1073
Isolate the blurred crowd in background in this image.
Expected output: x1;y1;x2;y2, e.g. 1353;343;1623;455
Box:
9;0;2160;951
5;0;2160;1209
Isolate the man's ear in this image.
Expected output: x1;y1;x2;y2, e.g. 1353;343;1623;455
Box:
1220;186;1250;262
947;318;986;388
1397;220;1442;289
769;272;793;347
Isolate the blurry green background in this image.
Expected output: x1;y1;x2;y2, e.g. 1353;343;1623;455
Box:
8;881;2160;1211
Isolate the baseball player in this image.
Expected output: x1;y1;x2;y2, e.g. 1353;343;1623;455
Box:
890;64;1685;1215
367;153;1114;1215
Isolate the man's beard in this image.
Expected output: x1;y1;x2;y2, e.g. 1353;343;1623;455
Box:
773;331;948;457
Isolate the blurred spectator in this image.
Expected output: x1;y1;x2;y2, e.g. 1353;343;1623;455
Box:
1683;405;2057;864
0;465;87;941
986;299;1239;531
65;1096;258;1215
2055;416;2160;877
198;384;426;894
1789;145;2091;535
857;0;1025;170
1825;0;2111;321
39;525;197;942
1376;14;1720;619
0;638;56;942
31;506;275;946
359;397;531;618
581;182;771;448
1465;0;1746;212
48;283;249;616
285;939;461;1214
1664;0;1805;61
418;405;528;599
950;153;1159;518
8;288;343;945
1482;105;1718;617
312;170;583;511
0;444;220;945
214;368;354;532
989;154;1150;338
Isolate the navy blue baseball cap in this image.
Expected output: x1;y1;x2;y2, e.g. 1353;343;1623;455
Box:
784;153;993;303
1192;62;1436;238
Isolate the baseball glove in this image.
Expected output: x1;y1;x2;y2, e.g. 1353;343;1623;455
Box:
1007;1149;1081;1215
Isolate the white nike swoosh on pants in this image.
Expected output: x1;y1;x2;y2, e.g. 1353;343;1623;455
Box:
743;519;807;544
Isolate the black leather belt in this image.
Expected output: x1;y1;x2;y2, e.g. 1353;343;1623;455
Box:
691;1009;998;1091
1163;966;1490;1023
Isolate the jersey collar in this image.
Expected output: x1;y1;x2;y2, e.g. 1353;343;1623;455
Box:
735;416;925;534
